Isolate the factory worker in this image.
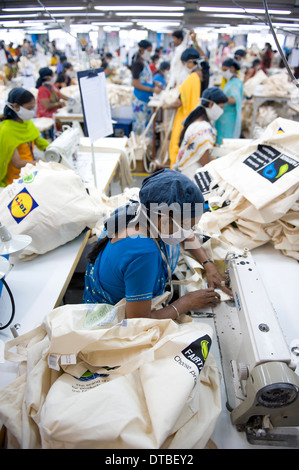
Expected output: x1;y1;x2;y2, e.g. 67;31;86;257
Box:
244;58;262;83
167;47;202;168
234;49;247;67
56;62;75;88
131;40;162;136
153;61;171;89
83;169;231;319
0;87;49;187
168;30;189;88
215;58;244;145
173;87;228;178
56;54;67;75
36;67;68;119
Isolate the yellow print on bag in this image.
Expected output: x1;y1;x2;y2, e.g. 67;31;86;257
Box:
8;188;39;224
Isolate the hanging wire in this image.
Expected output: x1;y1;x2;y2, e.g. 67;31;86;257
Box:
231;0;299;87
36;0;91;67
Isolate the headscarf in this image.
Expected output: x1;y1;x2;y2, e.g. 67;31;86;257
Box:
138;39;152;49
104;169;204;237
222;58;241;71
36;67;53;88
201;86;228;107
180;47;200;62
3;87;34;121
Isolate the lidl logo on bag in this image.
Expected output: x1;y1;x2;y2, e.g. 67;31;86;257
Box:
8;188;38;224
181;334;211;373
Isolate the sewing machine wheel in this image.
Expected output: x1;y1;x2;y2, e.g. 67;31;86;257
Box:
257;383;299;408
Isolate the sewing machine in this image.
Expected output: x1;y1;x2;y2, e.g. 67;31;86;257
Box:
67;91;82;114
44;126;81;170
213;248;299;447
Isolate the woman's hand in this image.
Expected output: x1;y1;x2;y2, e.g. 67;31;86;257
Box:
187;288;221;309
204;262;233;296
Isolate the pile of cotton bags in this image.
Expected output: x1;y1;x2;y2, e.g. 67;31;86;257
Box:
192;117;299;262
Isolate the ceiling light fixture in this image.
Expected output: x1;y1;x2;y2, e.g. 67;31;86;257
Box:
199;7;291;15
94;5;185;11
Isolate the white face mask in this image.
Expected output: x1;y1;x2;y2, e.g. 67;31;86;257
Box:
206;103;224;121
142;50;151;62
159;217;193;246
46;76;56;85
7;103;35;121
223;69;233;80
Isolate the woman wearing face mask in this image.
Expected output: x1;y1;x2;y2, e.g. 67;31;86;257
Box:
167;48;202;168
173;87;228;178
36;67;68;119
83;169;232;320
215;58;244;145
130;40;162;136
0;87;49;187
56;62;76;88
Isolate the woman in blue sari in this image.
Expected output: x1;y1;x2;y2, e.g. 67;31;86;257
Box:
215;58;243;145
83;169;232;320
130;40;162;135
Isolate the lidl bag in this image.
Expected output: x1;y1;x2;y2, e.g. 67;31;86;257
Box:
0;161;103;259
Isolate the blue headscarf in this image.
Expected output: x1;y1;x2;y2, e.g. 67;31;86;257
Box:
104;169;204;237
180;47;200;62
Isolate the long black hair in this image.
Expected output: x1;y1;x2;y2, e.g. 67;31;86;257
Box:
179;105;208;146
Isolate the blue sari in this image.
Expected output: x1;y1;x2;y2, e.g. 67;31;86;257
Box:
215;77;243;145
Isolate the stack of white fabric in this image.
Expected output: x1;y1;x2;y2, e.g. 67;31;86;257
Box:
193;117;299;263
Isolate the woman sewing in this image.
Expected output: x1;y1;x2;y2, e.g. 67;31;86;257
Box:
215;58;244;145
83;169;231;320
0;87;49;187
167;48;202;168
36;67;68;119
173;87;228;178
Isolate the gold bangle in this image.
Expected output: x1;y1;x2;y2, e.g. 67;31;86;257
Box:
170;303;180;319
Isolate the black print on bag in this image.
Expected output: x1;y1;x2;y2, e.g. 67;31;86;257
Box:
181;334;212;373
194;171;213;194
243;144;299;183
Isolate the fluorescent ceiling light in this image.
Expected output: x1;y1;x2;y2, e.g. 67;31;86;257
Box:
137;21;181;27
92;22;133;27
199;7;291;14
115;12;183;17
43;13;105;17
94;5;185;11
0;14;38;18
3;7;86;11
206;14;250;19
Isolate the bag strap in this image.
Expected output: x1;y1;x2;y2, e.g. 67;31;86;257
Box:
5;325;46;363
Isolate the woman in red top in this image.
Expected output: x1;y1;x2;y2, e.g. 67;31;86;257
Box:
36;67;68;119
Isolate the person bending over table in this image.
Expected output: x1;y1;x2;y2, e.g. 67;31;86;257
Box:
83;169;232;320
0;87;49;187
167;47;202;168
173;87;228;178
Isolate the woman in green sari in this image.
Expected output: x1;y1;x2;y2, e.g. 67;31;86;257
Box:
0;87;49;187
215;58;244;145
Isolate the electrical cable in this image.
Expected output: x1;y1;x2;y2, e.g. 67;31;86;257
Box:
0;278;15;330
36;0;91;67
262;0;299;87
231;0;299;87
